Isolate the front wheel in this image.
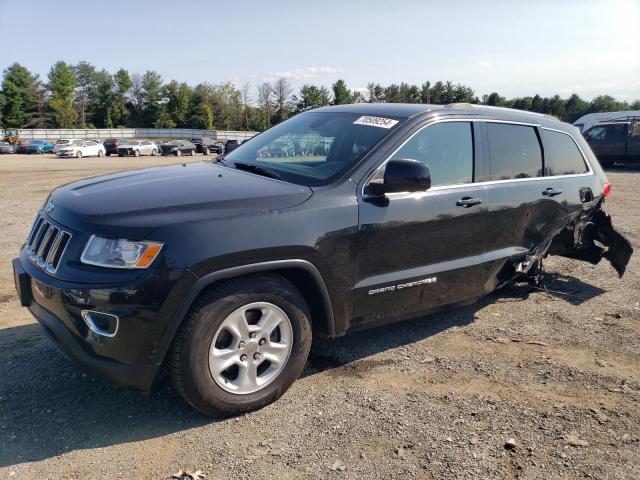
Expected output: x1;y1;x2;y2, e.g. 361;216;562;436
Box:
98;150;104;157
134;149;140;157
151;149;157;156
76;151;82;159
169;274;312;416
190;149;196;156
175;149;182;157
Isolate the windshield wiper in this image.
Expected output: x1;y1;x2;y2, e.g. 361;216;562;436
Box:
233;162;285;181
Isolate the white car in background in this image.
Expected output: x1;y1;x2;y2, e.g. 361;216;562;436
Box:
53;138;82;153
116;140;159;157
56;140;105;158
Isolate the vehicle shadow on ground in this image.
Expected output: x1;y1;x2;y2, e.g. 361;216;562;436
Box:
0;273;604;467
305;272;605;374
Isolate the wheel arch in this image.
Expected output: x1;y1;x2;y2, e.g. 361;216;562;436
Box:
152;259;336;364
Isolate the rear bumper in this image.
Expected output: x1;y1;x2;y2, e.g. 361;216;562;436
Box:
13;255;198;391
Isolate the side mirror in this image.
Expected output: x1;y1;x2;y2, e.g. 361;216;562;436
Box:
368;159;431;196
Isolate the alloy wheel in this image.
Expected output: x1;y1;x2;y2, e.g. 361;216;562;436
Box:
208;302;293;394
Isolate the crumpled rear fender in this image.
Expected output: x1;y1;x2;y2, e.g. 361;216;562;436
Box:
548;204;633;277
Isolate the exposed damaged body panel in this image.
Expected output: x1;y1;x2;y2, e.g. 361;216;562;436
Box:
549;205;633;277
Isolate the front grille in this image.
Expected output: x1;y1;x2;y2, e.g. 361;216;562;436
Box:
25;214;72;274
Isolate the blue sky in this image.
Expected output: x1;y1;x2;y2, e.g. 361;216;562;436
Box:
1;0;639;101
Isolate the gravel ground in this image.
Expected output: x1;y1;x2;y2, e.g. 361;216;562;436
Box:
0;154;638;479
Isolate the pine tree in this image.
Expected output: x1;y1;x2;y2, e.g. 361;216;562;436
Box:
1;63;40;128
332;79;351;105
48;61;78;127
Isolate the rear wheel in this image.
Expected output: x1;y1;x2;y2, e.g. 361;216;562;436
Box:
98;150;104;157
176;149;182;157
169;274;312;416
203;147;209;156
151;149;157;156
76;151;82;159
190;149;196;156
106;152;111;156
134;149;140;157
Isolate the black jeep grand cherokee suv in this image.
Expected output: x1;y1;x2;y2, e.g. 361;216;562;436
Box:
13;104;632;416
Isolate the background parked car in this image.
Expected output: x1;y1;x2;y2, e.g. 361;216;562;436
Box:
191;137;225;155
0;141;15;154
225;139;240;153
56;140;105;158
17;139;54;154
103;138;126;156
53;139;82;153
117;140;159;157
583;118;640;167
160;139;196;156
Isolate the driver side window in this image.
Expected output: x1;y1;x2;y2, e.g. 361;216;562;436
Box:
389;122;474;187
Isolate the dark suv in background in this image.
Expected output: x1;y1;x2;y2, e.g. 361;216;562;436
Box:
583;117;640;167
191;137;224;155
13;103;632;416
103;138;125;156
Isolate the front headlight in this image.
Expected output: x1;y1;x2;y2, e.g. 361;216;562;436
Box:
81;235;163;269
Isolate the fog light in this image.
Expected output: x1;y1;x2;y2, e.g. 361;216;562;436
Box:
81;310;119;337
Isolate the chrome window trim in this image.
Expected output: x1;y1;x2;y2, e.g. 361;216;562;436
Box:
361;118;594;199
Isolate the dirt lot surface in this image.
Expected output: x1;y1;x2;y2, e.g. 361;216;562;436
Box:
0;154;638;479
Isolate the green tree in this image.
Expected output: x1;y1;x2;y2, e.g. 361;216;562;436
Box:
92;70;115;128
565;94;589;122
367;82;385;103
332;79;351;105
1;63;40;128
293;84;331;112
589;95;619;113
187;86;214;130
164;81;192;127
74;61;97;127
112;69;132;127
141;71;164;127
48;61;78;127
483;92;506;106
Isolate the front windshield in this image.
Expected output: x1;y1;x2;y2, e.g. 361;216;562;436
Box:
223;112;405;186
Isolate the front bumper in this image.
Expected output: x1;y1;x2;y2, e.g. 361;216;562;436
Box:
57;151;76;157
13;252;197;391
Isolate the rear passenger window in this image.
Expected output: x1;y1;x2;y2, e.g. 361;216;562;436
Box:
390;122;473;186
543;130;588;175
486;123;543;180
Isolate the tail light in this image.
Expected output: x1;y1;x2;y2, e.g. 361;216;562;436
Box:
603;182;611;198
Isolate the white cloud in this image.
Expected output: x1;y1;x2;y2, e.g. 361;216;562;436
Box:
476;60;493;68
264;66;343;82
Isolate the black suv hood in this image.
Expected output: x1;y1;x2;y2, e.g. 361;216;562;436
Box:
47;162;312;238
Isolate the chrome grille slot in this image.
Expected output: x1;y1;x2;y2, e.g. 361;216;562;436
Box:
25;213;72;274
30;221;50;259
45;231;71;273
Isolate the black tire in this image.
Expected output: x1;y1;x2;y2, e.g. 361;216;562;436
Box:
151;149;157;156
134;149;140;157
203;147;209;156
76;151;82;159
118;152;124;157
190;149;196;156
176;149;182;157
169;274;312;416
106;152;111;156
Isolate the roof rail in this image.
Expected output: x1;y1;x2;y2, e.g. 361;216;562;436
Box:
597;115;640;123
445;103;558;121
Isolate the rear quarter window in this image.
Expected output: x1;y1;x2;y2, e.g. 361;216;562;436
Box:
543;130;589;175
486;123;543;180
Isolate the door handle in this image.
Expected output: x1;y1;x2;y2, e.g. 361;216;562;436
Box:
455;196;483;208
542;187;563;197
